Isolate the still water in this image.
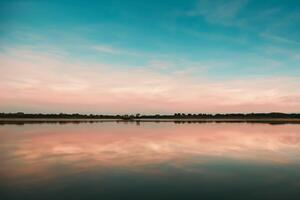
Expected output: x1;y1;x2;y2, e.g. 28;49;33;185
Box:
0;122;300;200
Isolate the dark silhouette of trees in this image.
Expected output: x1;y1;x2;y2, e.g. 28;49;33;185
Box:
0;112;299;119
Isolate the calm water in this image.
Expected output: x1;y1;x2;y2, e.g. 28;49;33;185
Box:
0;122;300;200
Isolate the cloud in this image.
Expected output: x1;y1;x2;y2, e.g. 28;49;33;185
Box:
185;0;248;26
179;1;300;47
257;11;300;45
92;45;121;54
0;46;300;113
91;44;144;57
147;60;174;70
260;33;300;46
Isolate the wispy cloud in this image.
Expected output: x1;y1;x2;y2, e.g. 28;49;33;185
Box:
92;45;122;54
1;46;300;113
260;33;300;46
178;1;300;47
91;44;148;58
184;0;248;26
258;11;300;45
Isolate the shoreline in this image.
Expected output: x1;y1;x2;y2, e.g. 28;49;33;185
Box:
1;118;300;124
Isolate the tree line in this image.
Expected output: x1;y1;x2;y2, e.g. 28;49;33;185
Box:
1;112;300;119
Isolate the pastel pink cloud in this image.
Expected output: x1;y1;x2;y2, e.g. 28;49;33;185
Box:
0;47;300;113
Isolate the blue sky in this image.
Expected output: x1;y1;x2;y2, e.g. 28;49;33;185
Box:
0;0;300;113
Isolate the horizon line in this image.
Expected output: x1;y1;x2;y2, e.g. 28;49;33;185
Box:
1;112;300;115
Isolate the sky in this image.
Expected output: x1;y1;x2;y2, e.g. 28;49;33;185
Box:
0;0;300;114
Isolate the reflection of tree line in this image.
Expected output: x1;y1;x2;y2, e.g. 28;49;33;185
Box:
1;120;296;126
1;112;300;119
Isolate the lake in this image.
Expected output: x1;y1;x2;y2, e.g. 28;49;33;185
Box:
0;122;300;200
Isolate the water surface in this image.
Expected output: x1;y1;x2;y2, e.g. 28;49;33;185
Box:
1;122;300;200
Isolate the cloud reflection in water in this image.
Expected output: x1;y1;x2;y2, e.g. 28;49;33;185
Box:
1;122;300;183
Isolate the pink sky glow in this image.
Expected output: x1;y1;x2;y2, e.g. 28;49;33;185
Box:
1;47;300;113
